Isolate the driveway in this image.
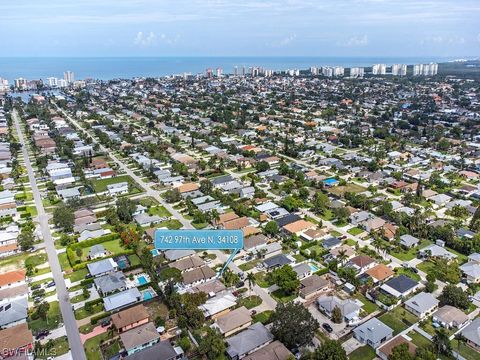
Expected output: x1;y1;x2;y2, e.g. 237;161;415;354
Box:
308;304;346;340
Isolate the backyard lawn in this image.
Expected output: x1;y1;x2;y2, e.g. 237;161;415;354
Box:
239;259;261;271
74;302;105;320
157;219;182;230
36;336;70;359
91;175;139;193
408;330;432;348
148;205;171;217
390;240;431;261
58;252;72;272
252;310;274;324
451;339;480;360
327;183;366;197
270;289;297;303
67;268;89;283
238;295;262;309
29;301;62;332
348;345;376;360
84;333;110;360
354;293;380;314
253;272;273;288
348;227;364;236
378;306;418;335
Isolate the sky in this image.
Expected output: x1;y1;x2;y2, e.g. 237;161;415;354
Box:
0;0;479;57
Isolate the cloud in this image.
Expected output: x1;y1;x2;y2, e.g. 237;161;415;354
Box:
420;35;466;45
269;34;297;47
339;35;369;47
133;31;180;46
134;31;156;46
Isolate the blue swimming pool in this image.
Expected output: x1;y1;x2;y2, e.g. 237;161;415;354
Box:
308;263;320;272
117;259;127;270
151;249;159;256
323;178;339;186
137;276;148;285
143;290;153;300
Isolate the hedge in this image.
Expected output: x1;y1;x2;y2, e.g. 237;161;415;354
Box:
68;233;118;251
71;250;135;271
314;268;329;276
85;297;103;308
90;311;112;325
80;278;94;287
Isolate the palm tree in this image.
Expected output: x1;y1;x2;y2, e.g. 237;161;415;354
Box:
337;248;348;266
432;328;452;358
246;273;255;296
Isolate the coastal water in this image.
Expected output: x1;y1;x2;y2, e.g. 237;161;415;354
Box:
0;56;459;82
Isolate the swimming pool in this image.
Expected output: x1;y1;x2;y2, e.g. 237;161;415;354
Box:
323;178;339;186
308;262;320;272
137;275;148;285
117;259;128;270
151;249;159;257
143;290;153;300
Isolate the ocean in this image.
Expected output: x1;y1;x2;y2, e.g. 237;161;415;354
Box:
0;56;459;82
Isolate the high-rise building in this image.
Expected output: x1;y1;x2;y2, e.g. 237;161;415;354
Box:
414;63;438;76
14;78;27;89
47;77;58;87
64;70;74;83
310;66;319;76
241;66;246;76
216;67;223;77
57;79;68;87
333;66;345;76
322;67;333;77
372;64;387;75
0;78;9;92
206;68;213;78
233;66;238;76
350;67;365;78
391;64;407;76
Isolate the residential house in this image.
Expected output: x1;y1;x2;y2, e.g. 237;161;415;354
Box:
400;234;420;248
243;341;292;360
353;318;393;348
87;258;118;277
461;317;480;352
0;323;33;357
199;292;237;319
377;336;417;360
365;264;394;283
404;292;439;318
182;266;216;287
299;275;332;300
213;306;252;337
94;271;127;296
347;255;376;274
380;275;419;299
292;263;312;279
282;220;316;236
111;304;150;333
88;244;107;260
263;254;292;271
432;305;469;329
104;287;142;312
226;322;274;360
120;322;160;356
0;297;28;328
107;182;129;196
317;295;362;325
123;340;184;360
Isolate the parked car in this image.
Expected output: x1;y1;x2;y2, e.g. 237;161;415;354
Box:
236;281;245;288
31;284;41;291
35;330;50;340
322;323;333;333
251;310;257;316
46;281;55;288
101;319;111;327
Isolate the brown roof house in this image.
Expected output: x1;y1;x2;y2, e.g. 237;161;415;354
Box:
282;220;316;236
366;264;394;283
111;304;150;333
213;306;252;337
432;305;470;329
182;266;216;287
299;274;333;300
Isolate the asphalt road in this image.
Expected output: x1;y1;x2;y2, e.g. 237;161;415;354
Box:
13;110;86;360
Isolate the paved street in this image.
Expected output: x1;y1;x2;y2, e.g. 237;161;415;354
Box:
13;110;86;360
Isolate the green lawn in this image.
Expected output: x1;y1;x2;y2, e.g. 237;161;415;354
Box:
148;205;171;217
70;239;123;263
128;254;141;266
84;332;110;360
75;302;104;320
58;252;72;272
252;310;274;325
36;336;70;359
354;293;380;314
67;268;89;283
394;267;421;282
253;272;273;288
407;330;432;348
239;259;261;271
270;289;297;303
103;339;121;359
91;175;138;193
327;183;366;197
25;253;48;267
192;222;208;229
158;219;182;230
378;306;418;335
451;339;480;360
348;345;376;360
390;240;432;261
79;323;95;334
238;295;262;309
417;260;436;274
28;301;62;331
419;317;455;337
348;227;364;236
